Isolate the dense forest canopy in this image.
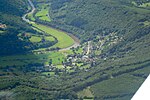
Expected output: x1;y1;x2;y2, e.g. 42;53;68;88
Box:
0;0;27;16
48;0;150;42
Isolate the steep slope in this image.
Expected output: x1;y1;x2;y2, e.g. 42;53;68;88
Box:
0;0;56;55
0;0;27;16
0;0;149;99
0;0;32;55
48;0;150;99
49;0;150;42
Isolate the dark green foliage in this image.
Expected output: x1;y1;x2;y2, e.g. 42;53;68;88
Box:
50;0;72;10
0;0;57;56
49;0;150;43
0;0;150;99
0;0;27;16
0;0;31;55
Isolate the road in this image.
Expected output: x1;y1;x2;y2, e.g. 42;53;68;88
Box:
86;41;91;55
22;0;35;23
22;0;80;51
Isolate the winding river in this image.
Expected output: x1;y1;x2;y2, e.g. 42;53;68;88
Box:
22;0;80;51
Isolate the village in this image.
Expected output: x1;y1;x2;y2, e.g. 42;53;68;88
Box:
0;23;122;76
0;23;7;33
36;41;95;75
36;32;122;76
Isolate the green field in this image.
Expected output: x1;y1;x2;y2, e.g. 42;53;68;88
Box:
27;13;35;21
29;35;55;43
29;36;42;43
31;23;74;49
143;21;150;26
91;74;145;99
0;30;4;34
26;2;74;49
139;2;150;8
61;47;83;55
36;0;47;3
27;3;50;22
45;36;55;41
42;72;55;76
132;1;150;8
78;87;94;98
0;51;66;67
35;4;51;22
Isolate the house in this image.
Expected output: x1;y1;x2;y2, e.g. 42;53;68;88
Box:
82;55;89;61
0;23;7;29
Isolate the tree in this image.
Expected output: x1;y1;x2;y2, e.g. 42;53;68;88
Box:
49;59;52;66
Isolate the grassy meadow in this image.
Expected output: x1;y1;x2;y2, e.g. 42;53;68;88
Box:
35;4;51;22
27;13;35;21
29;36;42;43
0;51;65;68
31;23;74;49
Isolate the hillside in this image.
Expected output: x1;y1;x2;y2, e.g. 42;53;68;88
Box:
0;0;150;99
0;0;57;55
48;0;150;42
0;0;27;16
0;0;31;55
48;0;150;99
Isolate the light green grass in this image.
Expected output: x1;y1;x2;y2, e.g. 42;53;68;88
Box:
0;30;4;34
143;21;150;26
55;65;64;69
32;26;43;33
29;36;42;43
27;13;35;21
124;5;150;14
35;4;51;22
0;51;66;68
45;36;55;41
36;9;51;21
78;87;94;98
74;48;83;54
61;47;83;55
31;23;74;49
42;72;55;76
47;52;65;65
131;2;150;8
95;50;102;55
36;0;47;2
61;50;73;55
139;3;150;8
81;64;90;69
76;63;84;67
131;1;138;6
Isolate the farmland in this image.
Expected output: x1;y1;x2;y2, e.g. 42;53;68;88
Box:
35;4;51;22
0;51;65;67
27;13;35;21
31;23;74;49
29;36;41;42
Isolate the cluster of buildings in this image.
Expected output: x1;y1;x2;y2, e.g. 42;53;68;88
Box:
0;23;7;30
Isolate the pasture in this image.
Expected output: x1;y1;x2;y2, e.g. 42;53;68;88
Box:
45;36;55;42
0;51;65;68
35;4;51;22
29;36;42;43
77;87;94;99
31;23;74;49
27;13;35;21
